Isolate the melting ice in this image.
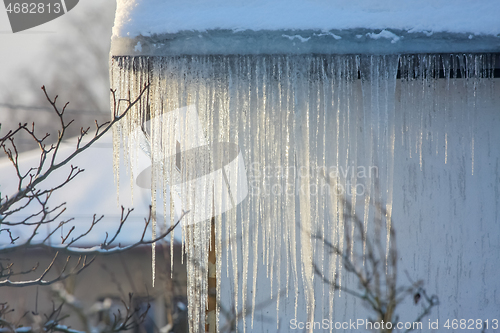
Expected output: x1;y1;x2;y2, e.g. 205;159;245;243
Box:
110;54;497;333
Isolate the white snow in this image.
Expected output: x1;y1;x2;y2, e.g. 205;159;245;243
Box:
112;0;500;38
282;34;311;42
314;31;342;40
134;41;142;52
366;29;401;43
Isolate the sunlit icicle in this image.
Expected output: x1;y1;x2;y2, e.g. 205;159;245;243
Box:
109;53;499;333
382;56;399;268
442;55;451;165
334;57;345;295
359;56;373;266
110;58;121;206
291;58;315;331
283;56;300;321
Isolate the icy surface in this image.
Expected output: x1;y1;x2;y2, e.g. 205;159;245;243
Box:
110;29;500;56
113;0;500;38
110;54;500;332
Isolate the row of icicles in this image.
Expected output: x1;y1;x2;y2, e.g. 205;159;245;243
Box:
110;53;495;332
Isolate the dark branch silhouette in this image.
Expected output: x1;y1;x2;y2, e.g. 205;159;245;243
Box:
0;84;185;333
312;185;438;333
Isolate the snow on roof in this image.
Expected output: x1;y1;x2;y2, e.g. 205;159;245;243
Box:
112;0;500;38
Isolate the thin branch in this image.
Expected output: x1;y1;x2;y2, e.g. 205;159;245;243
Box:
0;83;150;220
0;208;186;287
0;254;95;287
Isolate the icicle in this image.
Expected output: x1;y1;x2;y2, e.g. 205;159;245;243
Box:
112;123;121;204
471;54;480;176
149;58;162;288
271;56;284;326
110;52;497;333
386;115;395;267
359;56;373;266
110;58;121;206
383;56;398;268
215;213;222;333
317;56;328;314
292;57;316;331
334;56;344;296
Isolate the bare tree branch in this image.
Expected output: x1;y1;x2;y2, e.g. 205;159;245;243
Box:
313;194;438;333
0;83;150;224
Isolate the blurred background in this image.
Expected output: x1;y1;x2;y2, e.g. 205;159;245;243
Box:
1;3;190;333
0;0;115;152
